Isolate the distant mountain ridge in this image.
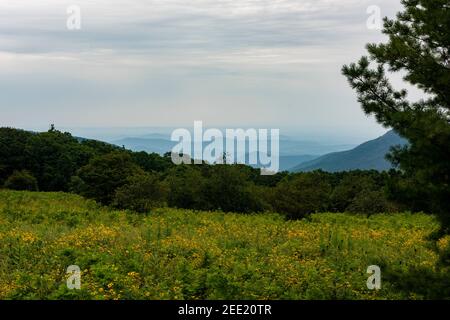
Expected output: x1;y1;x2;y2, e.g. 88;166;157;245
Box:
292;131;408;172
46;129;406;173
111;135;356;172
112;136;354;157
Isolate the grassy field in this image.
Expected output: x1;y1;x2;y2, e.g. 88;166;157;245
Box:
0;190;449;300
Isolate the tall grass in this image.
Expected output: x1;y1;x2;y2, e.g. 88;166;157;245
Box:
0;190;448;300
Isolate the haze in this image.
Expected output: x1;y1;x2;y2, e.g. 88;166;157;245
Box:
0;0;419;144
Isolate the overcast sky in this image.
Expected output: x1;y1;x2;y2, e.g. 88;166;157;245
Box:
0;0;414;143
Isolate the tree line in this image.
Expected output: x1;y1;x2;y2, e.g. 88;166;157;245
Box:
1;0;448;230
0;126;420;219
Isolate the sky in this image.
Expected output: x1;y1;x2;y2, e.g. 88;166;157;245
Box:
0;0;416;143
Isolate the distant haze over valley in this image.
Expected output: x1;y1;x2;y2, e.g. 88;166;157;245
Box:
20;125;388;147
15;125;403;172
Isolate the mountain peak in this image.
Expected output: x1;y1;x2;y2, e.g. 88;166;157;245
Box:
292;131;408;172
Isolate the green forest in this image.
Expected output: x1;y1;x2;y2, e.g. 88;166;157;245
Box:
0;126;428;218
0;0;449;300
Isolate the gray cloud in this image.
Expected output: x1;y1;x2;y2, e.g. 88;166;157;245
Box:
0;0;407;143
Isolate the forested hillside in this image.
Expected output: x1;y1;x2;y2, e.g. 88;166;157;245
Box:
293;131;407;172
0;126;418;217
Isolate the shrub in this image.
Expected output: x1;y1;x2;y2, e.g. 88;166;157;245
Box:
165;164;267;213
70;152;142;204
4;170;38;191
113;172;168;213
347;190;396;215
330;173;394;213
272;172;332;219
203;165;266;213
165;165;208;210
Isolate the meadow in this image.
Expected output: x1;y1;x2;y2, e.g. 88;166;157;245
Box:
0;190;449;300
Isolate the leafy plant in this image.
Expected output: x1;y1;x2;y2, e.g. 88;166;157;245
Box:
4;170;38;191
113;172;168;213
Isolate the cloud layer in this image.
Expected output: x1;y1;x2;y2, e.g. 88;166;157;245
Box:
0;0;406;142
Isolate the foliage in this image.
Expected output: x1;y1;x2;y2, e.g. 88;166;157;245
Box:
0;190;448;300
70;152;142;205
131;151;173;173
0;127;172;193
202;165;266;213
24;130;92;191
113;172;168;213
0;126;430;216
342;0;450;231
330;172;396;214
0;128;32;186
272;172;332;219
4;170;38;191
347;190;392;216
165;165;209;210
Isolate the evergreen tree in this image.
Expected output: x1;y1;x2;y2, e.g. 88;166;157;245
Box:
342;0;450;232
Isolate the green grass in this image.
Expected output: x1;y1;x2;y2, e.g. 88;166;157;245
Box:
0;190;448;300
